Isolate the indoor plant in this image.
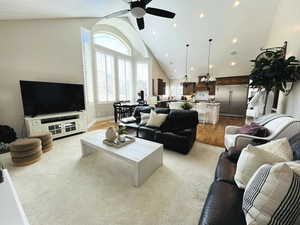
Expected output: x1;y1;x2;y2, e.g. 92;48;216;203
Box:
181;101;193;110
116;126;127;142
249;50;300;114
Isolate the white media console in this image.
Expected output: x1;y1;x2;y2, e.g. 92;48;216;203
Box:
25;111;87;139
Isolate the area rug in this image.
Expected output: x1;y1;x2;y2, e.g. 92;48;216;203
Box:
0;130;223;225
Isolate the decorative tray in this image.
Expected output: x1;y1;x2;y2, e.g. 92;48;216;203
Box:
103;135;135;148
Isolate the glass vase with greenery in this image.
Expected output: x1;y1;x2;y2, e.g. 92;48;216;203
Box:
181;101;193;110
249;50;300;114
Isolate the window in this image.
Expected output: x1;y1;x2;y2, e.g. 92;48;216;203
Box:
136;63;149;99
81;28;94;103
118;59;132;101
96;52;116;102
94;33;131;56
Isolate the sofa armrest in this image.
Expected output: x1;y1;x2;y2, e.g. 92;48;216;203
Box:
225;126;241;135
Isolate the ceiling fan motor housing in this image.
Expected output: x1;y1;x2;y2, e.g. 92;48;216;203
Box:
130;1;146;18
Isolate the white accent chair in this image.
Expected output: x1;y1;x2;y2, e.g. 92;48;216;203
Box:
224;117;300;151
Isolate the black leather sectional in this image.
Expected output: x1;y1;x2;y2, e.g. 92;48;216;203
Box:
198;133;300;225
124;106;199;155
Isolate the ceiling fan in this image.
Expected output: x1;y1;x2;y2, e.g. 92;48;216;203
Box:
103;0;176;30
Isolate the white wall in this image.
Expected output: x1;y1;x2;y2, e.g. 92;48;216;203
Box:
0;19;97;136
0;18;169;136
266;0;300;118
151;56;170;97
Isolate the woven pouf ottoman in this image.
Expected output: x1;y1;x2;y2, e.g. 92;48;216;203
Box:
9;138;42;167
30;132;53;153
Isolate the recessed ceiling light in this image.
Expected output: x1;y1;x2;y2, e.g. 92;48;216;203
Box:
200;13;205;18
190;66;195;71
234;1;240;7
232;38;238;44
173;23;177;27
231;62;237;66
209;64;213;69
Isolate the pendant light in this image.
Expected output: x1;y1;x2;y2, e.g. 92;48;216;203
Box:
184;43;190;82
201;39;216;83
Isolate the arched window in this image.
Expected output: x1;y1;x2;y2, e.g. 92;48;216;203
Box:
94;33;131;56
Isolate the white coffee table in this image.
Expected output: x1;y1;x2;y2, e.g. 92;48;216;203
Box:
80;131;163;187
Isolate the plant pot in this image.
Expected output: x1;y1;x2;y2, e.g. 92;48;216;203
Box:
118;135;126;143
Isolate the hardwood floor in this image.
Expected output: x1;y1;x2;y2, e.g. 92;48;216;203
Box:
197;116;246;147
88;120;116;131
88;116;246;148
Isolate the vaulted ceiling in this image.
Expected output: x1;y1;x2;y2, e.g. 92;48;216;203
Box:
0;0;281;79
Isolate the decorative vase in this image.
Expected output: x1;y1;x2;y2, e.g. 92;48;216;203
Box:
105;127;117;142
118;134;126;143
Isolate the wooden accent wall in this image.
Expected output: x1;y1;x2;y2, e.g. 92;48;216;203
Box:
183;82;196;95
196;82;216;95
216;76;249;85
157;79;166;95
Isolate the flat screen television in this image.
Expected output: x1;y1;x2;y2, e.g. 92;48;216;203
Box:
20;80;85;117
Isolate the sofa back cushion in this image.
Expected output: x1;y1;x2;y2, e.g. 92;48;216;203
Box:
160;110;198;132
264;117;296;136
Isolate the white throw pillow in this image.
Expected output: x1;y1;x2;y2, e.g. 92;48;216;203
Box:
139;113;150;125
258;138;293;161
234;145;288;189
146;110;168;128
243;163;300;225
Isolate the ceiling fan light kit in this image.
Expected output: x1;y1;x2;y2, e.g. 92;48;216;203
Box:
105;0;176;30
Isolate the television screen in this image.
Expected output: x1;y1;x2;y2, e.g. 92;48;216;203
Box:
20;80;85;116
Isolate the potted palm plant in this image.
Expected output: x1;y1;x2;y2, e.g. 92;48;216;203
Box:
249;50;300;114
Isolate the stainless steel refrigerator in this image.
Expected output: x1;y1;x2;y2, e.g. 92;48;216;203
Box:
215;84;249;117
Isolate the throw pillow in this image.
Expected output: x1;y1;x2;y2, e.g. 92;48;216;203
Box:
237;122;270;137
243;163;300;225
139;113;150;125
234;145;288;189
146;110;168;128
257;138;293;161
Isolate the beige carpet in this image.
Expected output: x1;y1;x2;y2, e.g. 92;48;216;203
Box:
0;131;223;225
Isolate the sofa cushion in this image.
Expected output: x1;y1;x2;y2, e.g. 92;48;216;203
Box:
146;110;168;128
138;126;158;141
132;106;153;123
243;163;300;225
160;110;198;132
198;181;246;225
139;112;150;125
173;129;193;137
156;132;193;155
234;145;288;189
257;138;293;161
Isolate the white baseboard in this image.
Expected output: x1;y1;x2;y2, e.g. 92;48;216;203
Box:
87;116;114;128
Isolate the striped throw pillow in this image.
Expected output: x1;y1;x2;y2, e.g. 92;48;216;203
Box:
243;163;300;225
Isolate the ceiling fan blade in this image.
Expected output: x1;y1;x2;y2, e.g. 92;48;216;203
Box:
141;0;153;5
136;18;145;30
104;9;130;19
146;7;175;18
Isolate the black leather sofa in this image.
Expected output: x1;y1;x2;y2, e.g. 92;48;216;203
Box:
198;133;300;225
124;106;199;155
